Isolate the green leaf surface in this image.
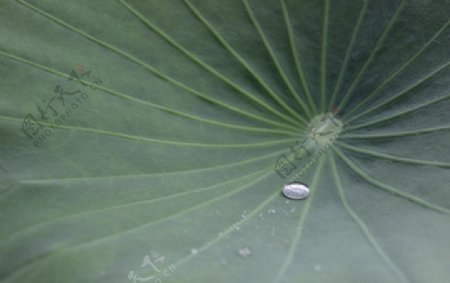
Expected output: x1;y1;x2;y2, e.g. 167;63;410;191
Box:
1;0;449;282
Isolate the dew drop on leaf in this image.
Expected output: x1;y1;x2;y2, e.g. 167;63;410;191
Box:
282;182;310;200
238;247;252;258
314;264;323;272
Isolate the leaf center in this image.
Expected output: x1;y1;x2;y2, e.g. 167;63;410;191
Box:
306;113;342;146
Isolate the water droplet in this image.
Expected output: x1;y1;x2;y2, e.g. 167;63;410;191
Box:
270;227;276;236
238;247;252;258
190;248;199;255
314;264;322;271
268;208;276;214
283;182;310;200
